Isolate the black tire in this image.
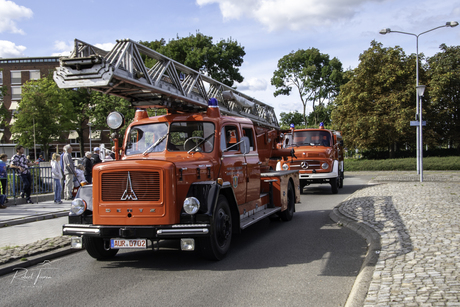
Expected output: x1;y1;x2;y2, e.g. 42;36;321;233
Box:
200;195;232;261
338;171;344;189
83;236;119;260
279;182;295;221
331;177;339;194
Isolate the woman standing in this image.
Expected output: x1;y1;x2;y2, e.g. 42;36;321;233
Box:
51;153;63;204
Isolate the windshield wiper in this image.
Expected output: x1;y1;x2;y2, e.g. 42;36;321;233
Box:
143;133;168;156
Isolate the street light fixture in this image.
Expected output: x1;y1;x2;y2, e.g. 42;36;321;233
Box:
379;21;458;182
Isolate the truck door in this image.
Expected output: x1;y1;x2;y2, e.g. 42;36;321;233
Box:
242;126;260;203
221;125;247;205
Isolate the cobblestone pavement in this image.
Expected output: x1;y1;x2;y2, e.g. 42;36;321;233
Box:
337;171;460;306
0;236;70;264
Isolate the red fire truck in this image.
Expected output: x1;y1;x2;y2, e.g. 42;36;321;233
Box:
54;39;300;260
276;123;344;194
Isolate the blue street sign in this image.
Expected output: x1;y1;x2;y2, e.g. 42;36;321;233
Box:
410;121;426;126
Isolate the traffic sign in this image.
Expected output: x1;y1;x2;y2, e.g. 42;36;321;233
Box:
410;121;426;126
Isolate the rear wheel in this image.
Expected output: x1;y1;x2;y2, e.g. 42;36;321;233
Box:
83;236;118;260
200;195;232;260
279;181;295;221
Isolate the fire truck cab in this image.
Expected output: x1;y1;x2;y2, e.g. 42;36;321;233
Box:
277;123;344;194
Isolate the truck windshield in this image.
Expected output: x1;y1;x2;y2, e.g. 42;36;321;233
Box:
168;122;215;153
125;123;169;155
292;131;331;147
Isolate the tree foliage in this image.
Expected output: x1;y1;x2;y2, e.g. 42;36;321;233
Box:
271;48;344;127
11;76;74;159
279;111;305;129
140;32;246;87
426;44;460;148
331;41;422;156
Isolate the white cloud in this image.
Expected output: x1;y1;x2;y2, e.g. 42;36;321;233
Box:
236;77;268;91
0;0;33;34
197;0;381;31
0;40;26;57
94;43;115;51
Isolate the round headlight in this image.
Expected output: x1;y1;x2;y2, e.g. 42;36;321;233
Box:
107;111;124;130
321;162;329;170
282;163;289;170
70;198;87;216
183;197;200;215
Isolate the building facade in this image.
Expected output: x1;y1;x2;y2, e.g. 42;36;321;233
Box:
0;56;111;160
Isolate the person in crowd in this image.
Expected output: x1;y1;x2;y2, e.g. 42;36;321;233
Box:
0;180;6;209
110;146;116;159
36;155;45;163
74;164;87;186
91;147;102;166
81;151;93;184
62;144;75;200
0;153;8;204
10;145;38;204
51;153;63;204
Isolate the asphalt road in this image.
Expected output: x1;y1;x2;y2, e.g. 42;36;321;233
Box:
1;174;372;307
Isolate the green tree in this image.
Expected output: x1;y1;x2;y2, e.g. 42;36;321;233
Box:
307;103;333;128
271;48;344;127
331;41;424;157
11;76;74;160
279;111;305;129
0;82;9;131
140;32;246;87
427;44;460;148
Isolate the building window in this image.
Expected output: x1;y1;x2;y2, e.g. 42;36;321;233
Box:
30;70;40;80
68;130;79;144
11;86;22;100
11;71;21;84
0;71;3;85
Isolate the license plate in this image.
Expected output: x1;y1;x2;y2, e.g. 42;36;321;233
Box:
110;239;147;249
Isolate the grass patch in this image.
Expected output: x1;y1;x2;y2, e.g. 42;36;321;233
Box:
345;156;460;171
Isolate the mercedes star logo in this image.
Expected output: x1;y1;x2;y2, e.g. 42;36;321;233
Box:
300;162;309;169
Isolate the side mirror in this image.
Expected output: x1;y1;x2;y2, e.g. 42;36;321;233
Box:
339;140;344;146
241;137;250;155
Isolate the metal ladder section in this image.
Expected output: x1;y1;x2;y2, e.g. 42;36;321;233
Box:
53;38;279;129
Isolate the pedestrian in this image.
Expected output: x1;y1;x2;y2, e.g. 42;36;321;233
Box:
10;145;38;204
0;180;6;209
0;153;8;203
51;153;63;204
62;144;75;200
35;155;45;163
91;147;102;166
81;151;93;184
75;164;87;186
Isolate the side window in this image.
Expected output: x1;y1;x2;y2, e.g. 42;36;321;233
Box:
242;127;255;151
221;126;239;151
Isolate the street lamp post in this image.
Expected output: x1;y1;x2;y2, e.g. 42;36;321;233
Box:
88;122;92;153
379;21;458;182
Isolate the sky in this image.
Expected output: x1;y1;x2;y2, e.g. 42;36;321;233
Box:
1;0;459;119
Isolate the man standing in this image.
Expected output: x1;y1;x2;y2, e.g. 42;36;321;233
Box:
62;144;75;200
10;145;37;204
91;147;102;166
81;151;93;184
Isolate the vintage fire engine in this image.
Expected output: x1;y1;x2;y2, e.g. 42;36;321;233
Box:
54;39;300;260
276;123;344;194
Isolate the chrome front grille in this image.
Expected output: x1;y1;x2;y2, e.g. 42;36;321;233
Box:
101;171;161;201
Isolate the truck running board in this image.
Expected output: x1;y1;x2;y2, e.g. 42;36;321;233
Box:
240;207;281;230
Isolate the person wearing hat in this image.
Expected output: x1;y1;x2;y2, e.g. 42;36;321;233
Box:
91;147;102;167
81;151;93;184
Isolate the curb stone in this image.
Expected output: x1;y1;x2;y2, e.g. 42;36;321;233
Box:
330;206;381;307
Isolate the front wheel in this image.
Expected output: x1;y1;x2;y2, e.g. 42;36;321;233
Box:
338;170;344;189
84;236;119;260
200;195;233;260
331;177;339;194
